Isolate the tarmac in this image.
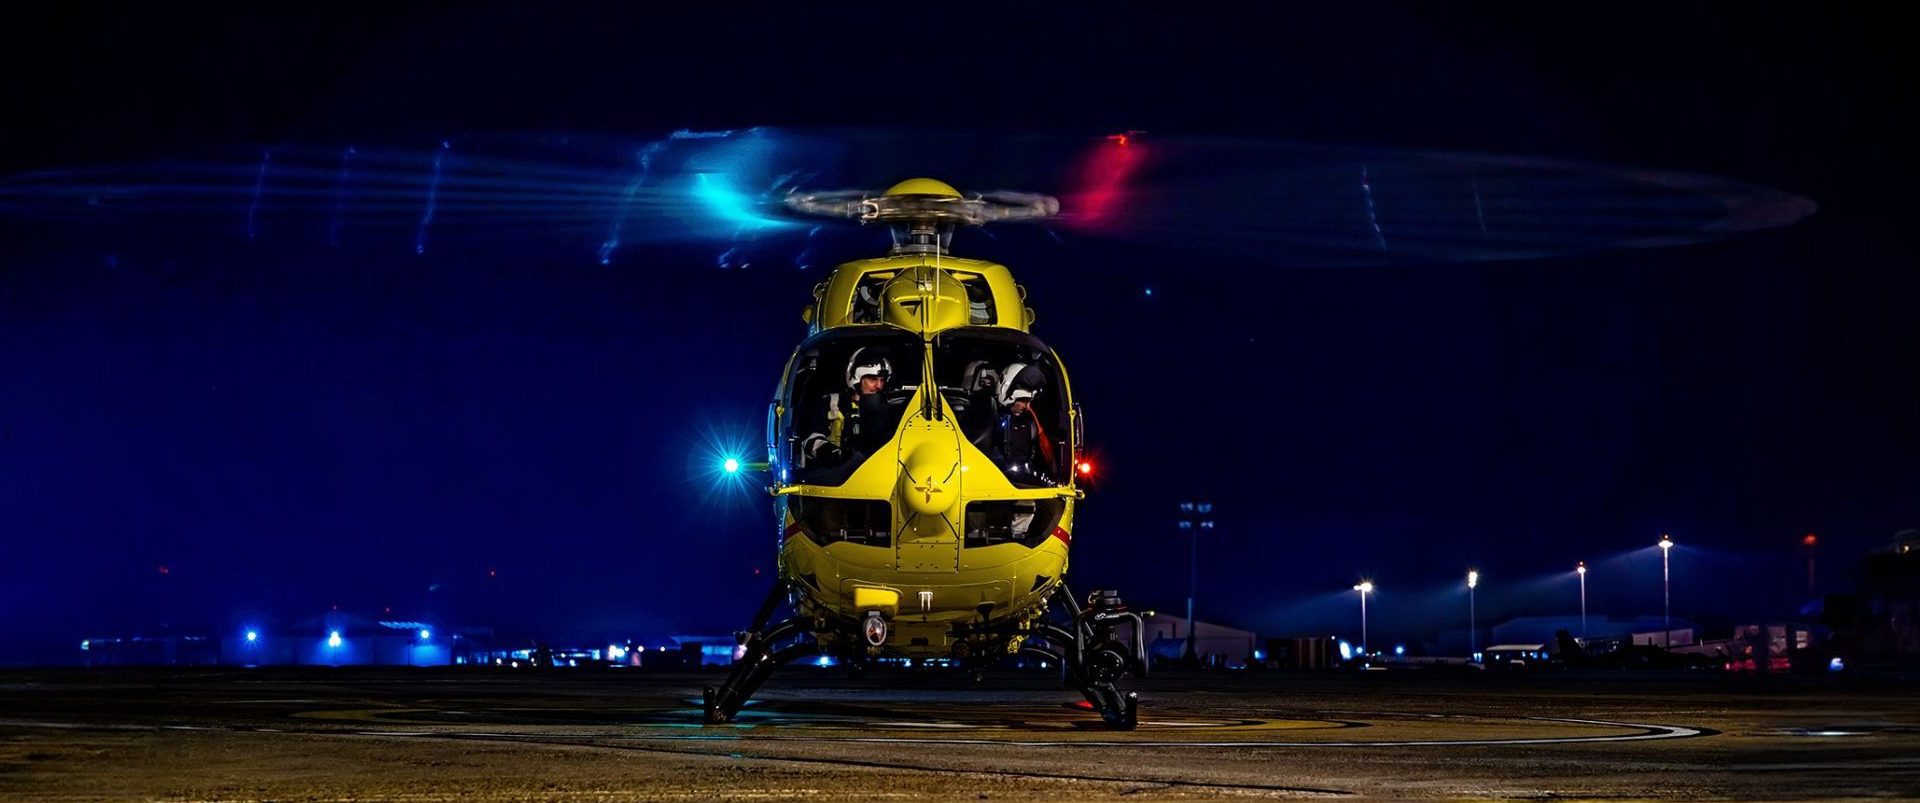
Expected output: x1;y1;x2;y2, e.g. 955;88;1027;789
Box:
2;666;1917;800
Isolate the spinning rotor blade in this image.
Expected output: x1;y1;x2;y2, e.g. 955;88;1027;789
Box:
0;127;1813;267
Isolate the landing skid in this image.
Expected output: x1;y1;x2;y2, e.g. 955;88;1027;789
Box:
701;580;1147;730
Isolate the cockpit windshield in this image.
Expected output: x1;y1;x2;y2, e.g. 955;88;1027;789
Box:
931;329;1070;487
780;331;925;486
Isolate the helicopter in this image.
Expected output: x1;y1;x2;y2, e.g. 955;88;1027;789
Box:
701;176;1150;729
0;128;1818;730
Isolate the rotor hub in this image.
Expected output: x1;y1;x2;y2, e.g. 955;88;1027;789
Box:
785;178;1059;255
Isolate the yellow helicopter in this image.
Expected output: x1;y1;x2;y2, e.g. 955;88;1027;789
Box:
702;177;1149;729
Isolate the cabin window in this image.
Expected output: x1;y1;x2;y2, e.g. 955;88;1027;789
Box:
963;498;1065;548
790;497;892;547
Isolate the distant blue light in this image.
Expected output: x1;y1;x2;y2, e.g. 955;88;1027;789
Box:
418;629;432;640
1829;656;1846;672
1394;645;1406;656
245;630;259;643
80;640;90;651
1143;286;1155;297
1252;649;1265;661
814;655;837;668
1338;640;1353;661
327;631;342;648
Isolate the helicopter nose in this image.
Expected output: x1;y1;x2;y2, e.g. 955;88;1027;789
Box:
899;440;959;516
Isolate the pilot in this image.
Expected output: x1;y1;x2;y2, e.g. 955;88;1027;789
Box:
991;363;1055;485
801;348;892;470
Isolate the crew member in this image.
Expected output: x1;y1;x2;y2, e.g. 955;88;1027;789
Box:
801;348;892;470
991;363;1055;485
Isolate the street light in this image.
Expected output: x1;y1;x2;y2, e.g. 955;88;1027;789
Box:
1466;570;1479;657
1658;534;1674;647
1576;561;1588;639
1176;501;1215;661
1353;581;1374;658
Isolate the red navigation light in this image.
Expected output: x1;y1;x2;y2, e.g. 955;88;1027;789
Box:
1076;459;1095;477
1803;533;1818;547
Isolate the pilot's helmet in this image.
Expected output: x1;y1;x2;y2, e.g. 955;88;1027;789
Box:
846;347;892;389
998;362;1044;407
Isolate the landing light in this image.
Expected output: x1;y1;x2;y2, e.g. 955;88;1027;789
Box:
723;457;741;474
327;631;343;648
863;612;890;647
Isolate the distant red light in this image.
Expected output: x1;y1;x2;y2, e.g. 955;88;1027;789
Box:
1803;533;1818;547
156;565;170;575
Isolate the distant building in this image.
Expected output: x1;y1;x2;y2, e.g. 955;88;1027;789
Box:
222;612;457;667
80;635;218;667
1482;643;1551;670
1125;614;1257;667
1490;615;1688;649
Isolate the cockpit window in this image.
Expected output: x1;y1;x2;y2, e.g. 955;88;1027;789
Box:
849;272;893;324
958;274;996;325
931;329;1069;487
848;271;995;326
780;331;925;486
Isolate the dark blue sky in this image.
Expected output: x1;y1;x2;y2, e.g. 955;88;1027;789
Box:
2;4;1914;662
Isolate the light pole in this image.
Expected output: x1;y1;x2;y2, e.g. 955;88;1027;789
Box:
1353;581;1374;658
1176;501;1214;662
1658;534;1674;648
1466;570;1479;658
1576;561;1588;640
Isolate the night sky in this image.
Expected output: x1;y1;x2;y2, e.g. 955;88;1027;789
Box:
2;4;1915;664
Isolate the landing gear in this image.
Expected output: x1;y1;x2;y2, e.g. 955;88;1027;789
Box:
1026;584;1149;730
702;579;1146;730
703;583;818;725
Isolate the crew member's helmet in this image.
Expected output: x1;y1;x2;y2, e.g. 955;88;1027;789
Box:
846;348;892;389
998;362;1043;406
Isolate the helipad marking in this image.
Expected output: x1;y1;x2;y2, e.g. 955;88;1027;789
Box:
333;716;1706;749
667;717;1709;747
